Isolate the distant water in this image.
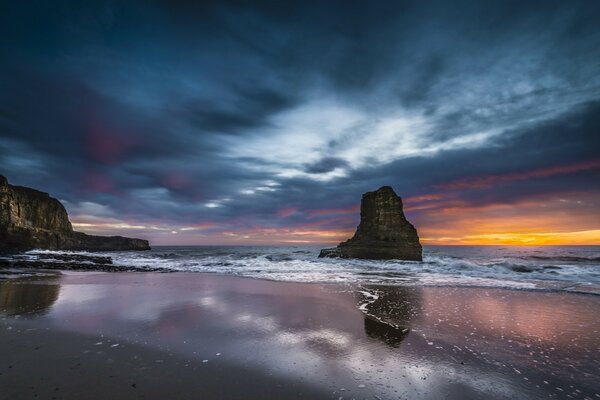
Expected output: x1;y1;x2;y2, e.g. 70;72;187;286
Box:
9;245;600;294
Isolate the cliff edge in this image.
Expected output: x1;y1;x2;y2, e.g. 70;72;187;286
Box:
0;175;150;252
319;186;422;261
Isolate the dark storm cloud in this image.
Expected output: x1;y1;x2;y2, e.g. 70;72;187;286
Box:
178;86;297;135
0;0;599;242
398;55;445;108
304;158;349;174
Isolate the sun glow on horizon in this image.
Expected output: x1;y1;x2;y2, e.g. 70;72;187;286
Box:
67;188;600;246
421;230;600;246
70;217;600;246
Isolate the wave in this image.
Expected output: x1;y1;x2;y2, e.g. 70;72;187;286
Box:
5;246;599;294
525;255;600;263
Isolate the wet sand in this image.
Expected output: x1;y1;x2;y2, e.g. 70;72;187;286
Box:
1;272;599;399
0;326;330;399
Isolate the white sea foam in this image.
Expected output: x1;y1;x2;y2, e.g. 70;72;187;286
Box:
357;289;380;312
14;245;600;294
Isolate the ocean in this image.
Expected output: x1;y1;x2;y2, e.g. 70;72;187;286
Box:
9;245;600;294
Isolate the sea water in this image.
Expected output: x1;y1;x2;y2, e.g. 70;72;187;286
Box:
10;245;600;294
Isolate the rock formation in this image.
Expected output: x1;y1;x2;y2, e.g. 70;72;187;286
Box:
0;174;150;252
319;186;422;261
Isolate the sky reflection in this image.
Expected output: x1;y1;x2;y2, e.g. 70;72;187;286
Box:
1;273;599;399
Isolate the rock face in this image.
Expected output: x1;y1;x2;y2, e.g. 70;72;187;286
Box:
319;186;422;261
0;175;150;252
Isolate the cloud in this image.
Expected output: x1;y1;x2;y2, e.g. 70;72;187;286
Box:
0;0;599;244
304;157;349;174
177;86;298;135
437;159;600;190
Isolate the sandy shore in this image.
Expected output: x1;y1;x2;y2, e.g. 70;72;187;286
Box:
1;272;599;399
0;324;331;399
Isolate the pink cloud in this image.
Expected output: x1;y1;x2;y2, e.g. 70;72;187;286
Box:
436;159;600;190
276;207;299;218
82;171;114;193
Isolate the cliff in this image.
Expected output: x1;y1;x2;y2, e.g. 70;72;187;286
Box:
0;175;150;252
319;186;422;261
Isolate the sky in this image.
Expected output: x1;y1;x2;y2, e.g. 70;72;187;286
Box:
1;0;599;246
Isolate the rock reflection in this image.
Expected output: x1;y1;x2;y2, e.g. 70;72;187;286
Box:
359;286;421;347
364;317;409;347
0;280;60;316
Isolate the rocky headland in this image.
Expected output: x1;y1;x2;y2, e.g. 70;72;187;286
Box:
0;175;150;252
319;186;422;261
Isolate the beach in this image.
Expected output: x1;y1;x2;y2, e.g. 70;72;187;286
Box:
2;1;599;398
1;271;599;399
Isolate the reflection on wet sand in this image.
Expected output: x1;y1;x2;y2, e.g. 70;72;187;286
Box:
0;279;60;316
360;286;421;347
364;317;409;347
1;273;599;399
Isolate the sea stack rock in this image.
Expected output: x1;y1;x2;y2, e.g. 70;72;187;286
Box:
0;174;150;252
319;186;422;261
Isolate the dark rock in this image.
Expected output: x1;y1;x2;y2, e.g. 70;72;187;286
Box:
318;248;342;258
319;186;422;261
1;259;172;273
34;253;113;265
0;251;173;273
511;265;533;273
265;254;294;261
0;175;150;252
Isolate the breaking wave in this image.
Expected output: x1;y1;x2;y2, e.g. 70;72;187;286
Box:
4;245;600;294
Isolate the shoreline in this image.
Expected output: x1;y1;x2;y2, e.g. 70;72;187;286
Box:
3;244;599;297
3;266;600;298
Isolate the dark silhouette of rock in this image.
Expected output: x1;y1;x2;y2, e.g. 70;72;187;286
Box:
0;174;150;252
319;186;422;260
0;255;173;272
